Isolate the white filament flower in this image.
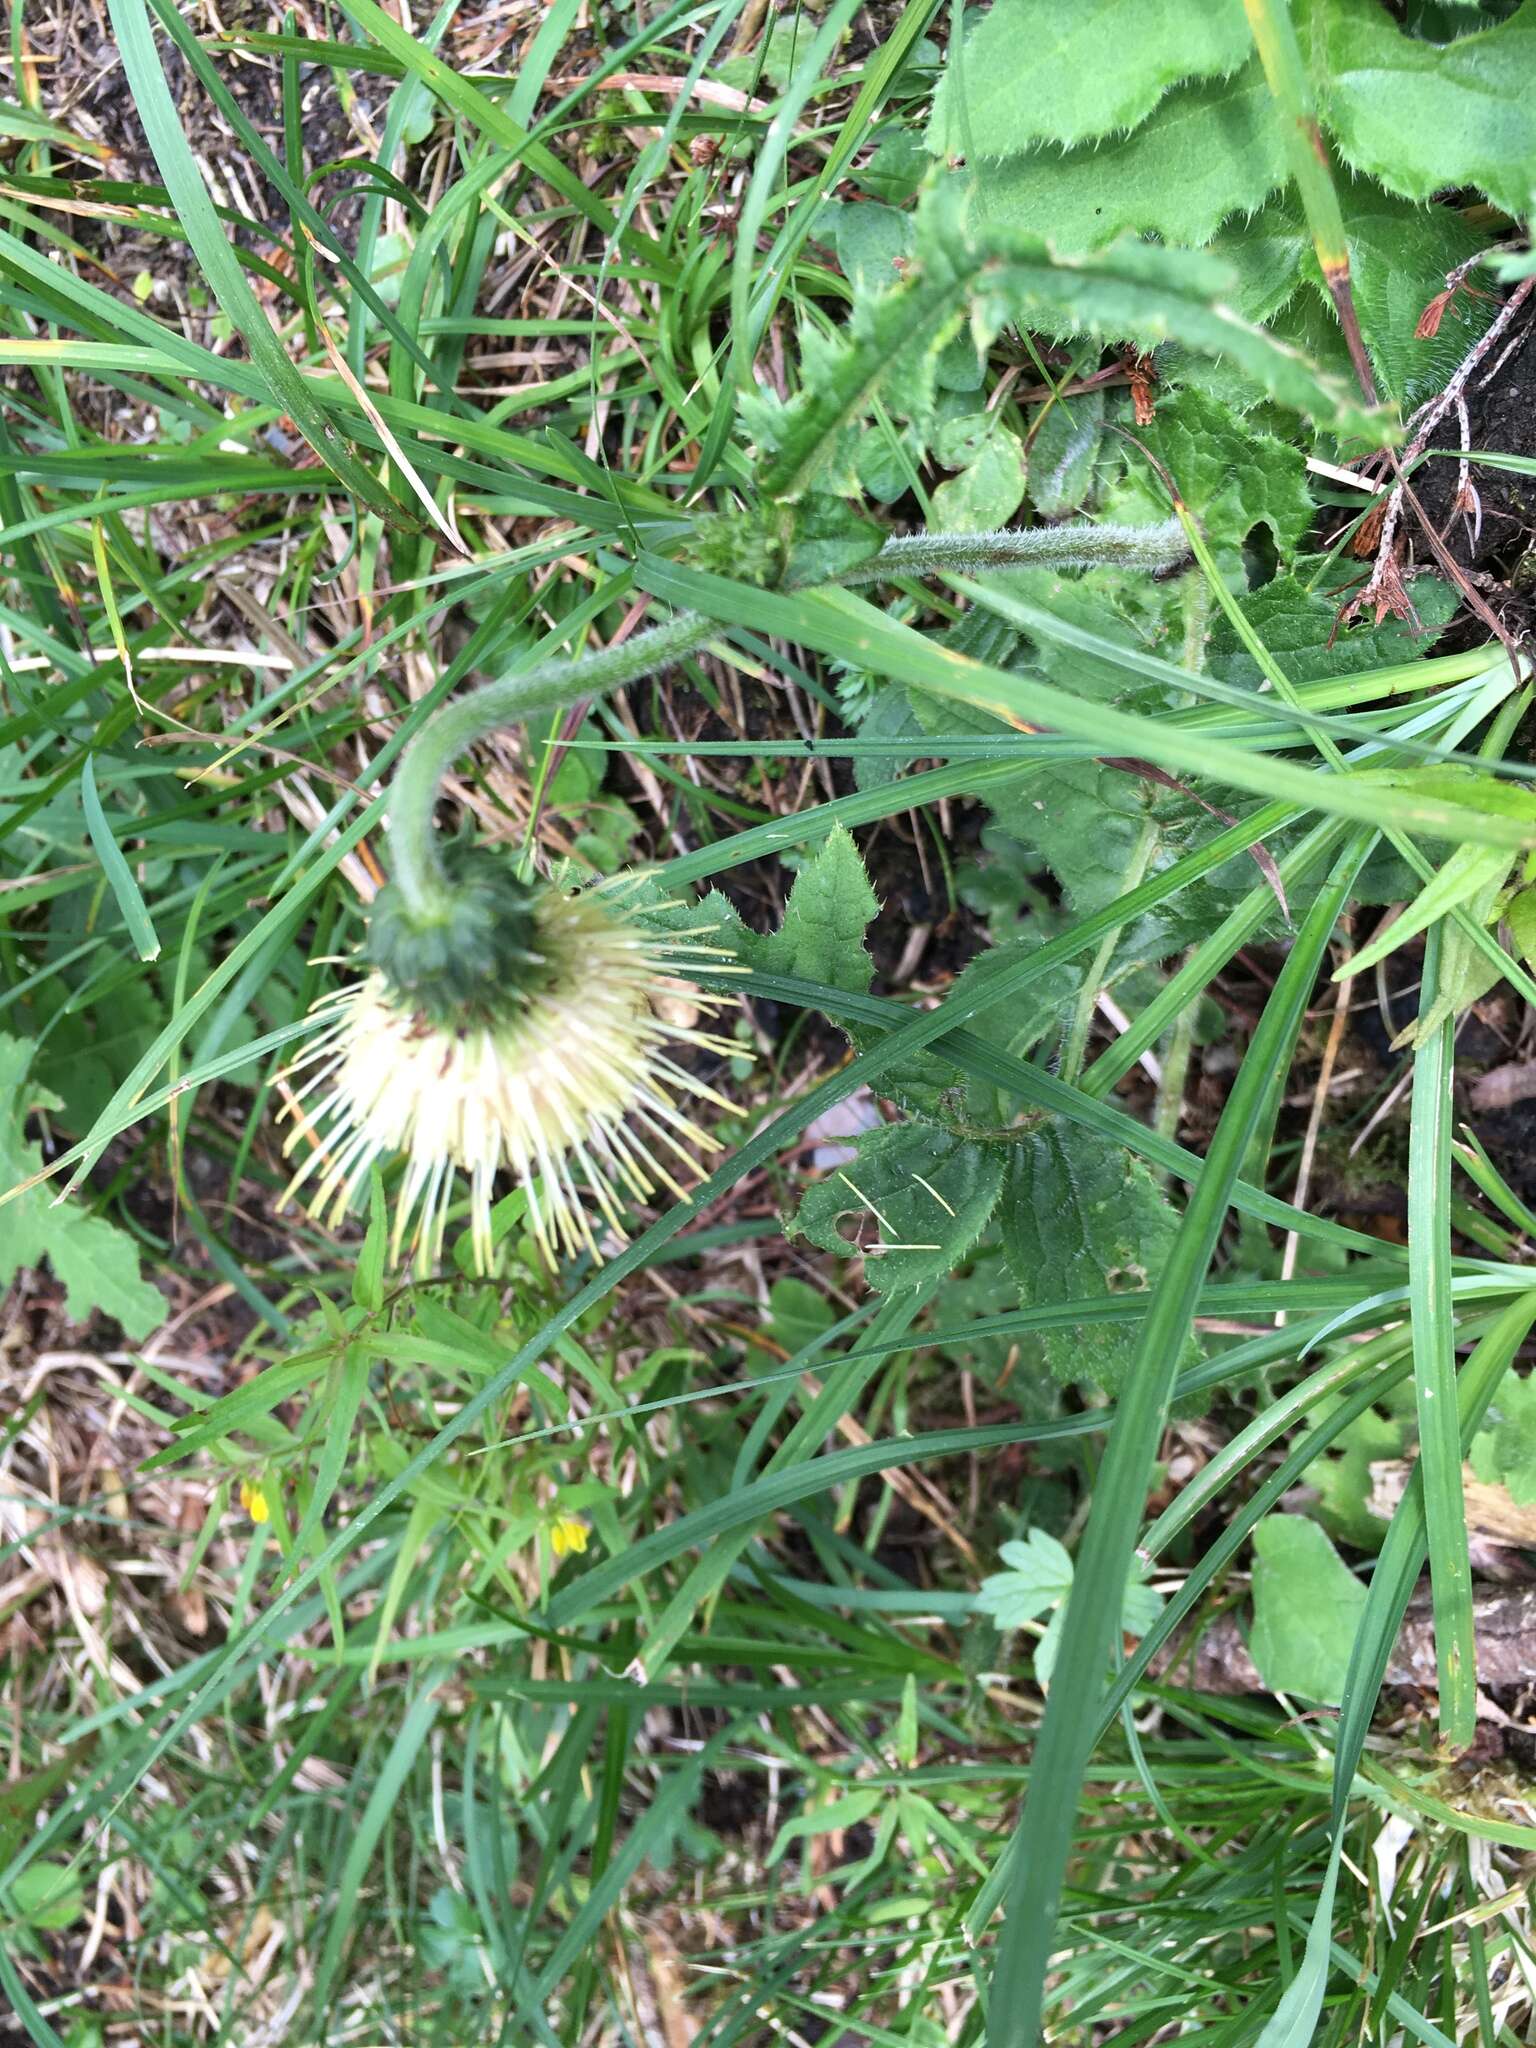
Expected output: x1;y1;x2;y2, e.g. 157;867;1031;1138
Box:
280;882;739;1273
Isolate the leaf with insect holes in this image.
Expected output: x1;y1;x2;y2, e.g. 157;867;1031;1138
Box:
0;1032;163;1337
1316;0;1536;220
998;1124;1192;1390
927;0;1252;159
795;1121;1006;1295
1248;1515;1368;1706
978;63;1287;254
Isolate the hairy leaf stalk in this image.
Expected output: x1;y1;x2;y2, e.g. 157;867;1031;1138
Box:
384;519;1191;925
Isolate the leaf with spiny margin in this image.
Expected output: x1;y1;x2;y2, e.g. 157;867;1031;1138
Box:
1248;1515;1368;1706
655;820;878;1005
1140;386;1314;570
795;1121;1006;1295
750;824;879;995
854;936;1084;1128
1317;0;1536;220
927;0;1252;159
997;1123;1190;1390
0;1033;163;1338
1299;182;1498;406
1206;572;1456;689
750;183;1388;502
978;63;1287;254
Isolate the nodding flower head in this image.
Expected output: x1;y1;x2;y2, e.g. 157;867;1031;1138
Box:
280;863;739;1274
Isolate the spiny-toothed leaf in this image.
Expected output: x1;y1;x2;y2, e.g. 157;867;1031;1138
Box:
978;63;1287;253
749;823;879;995
997;1124;1191;1390
1207;572;1456;688
795;1121;1006;1294
1318;0;1536;219
927;0;1252;159
0;1033;163;1338
754;186;1388;500
1140;386;1314;569
1299;182;1498;406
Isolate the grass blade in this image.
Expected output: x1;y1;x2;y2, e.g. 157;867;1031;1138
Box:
984;831;1373;2048
1408;924;1476;1743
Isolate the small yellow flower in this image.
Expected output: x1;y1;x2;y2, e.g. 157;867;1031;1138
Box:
549;1513;590;1561
238;1479;270;1525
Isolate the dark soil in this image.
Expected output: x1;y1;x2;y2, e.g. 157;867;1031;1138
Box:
1412;311;1536;634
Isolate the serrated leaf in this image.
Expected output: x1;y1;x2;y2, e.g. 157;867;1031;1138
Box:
1141;386;1314;567
0;1033;163;1338
1304;183;1499;406
795;1121;1006;1294
1206;572;1457;688
1319;0;1536;219
1248;1515;1368;1707
928;0;1252;159
979;1530;1163;1685
753;183;1386;501
992;759;1153;915
979;63;1287;252
752;824;878;995
997;1125;1189;1390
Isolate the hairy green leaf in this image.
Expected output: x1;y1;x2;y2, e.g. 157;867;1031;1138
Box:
977;63;1287;252
1142;386;1315;567
1319;0;1536;218
1026;389;1104;517
795;1121;1007;1293
751;184;1386;501
748;823;879;995
928;0;1252;158
998;1124;1189;1389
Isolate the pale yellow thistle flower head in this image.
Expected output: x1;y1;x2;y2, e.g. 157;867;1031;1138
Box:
280;871;740;1275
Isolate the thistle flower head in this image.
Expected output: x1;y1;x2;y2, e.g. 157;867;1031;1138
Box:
281;869;738;1274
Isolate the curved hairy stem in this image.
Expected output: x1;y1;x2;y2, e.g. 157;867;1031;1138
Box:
384;518;1191;920
386;611;712;918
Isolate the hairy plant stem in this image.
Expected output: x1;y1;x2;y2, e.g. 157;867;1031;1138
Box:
386;611;714;918
384;518;1191;920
